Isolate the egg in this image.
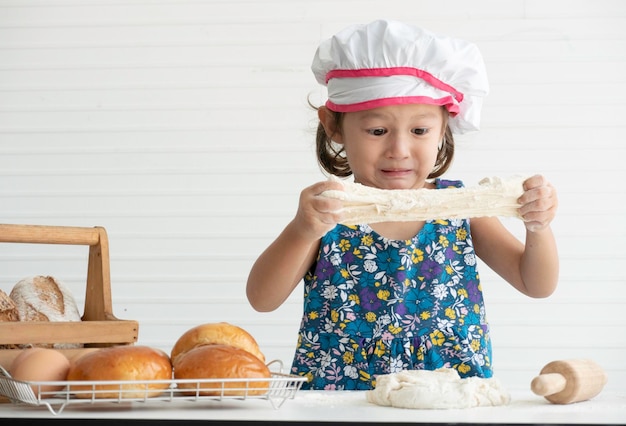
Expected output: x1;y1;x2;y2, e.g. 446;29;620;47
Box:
9;347;70;397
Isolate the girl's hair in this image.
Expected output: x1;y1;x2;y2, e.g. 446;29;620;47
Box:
315;107;455;179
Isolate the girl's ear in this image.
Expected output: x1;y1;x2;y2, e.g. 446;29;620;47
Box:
318;107;343;144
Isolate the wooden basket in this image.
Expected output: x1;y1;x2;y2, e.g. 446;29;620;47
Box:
0;224;138;367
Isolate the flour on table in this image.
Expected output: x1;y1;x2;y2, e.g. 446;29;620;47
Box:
367;368;510;409
321;176;527;225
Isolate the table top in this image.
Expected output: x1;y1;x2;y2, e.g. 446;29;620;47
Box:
1;389;626;425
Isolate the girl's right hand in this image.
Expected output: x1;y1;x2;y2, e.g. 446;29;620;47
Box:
292;180;345;240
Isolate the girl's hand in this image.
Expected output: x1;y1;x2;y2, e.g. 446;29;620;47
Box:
292;180;345;240
518;174;558;232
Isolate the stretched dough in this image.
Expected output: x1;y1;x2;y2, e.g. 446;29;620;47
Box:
367;368;510;409
321;176;527;225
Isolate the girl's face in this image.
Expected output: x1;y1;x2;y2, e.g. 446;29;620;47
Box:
331;104;445;190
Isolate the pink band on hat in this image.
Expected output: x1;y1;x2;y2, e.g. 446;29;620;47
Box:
326;95;460;114
326;67;464;103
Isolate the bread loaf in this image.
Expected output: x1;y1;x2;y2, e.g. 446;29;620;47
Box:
10;275;81;322
9;275;83;349
0;289;18;322
0;289;19;349
67;345;172;399
170;322;265;364
173;344;271;396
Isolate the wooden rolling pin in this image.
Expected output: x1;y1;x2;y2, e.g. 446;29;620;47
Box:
530;359;608;404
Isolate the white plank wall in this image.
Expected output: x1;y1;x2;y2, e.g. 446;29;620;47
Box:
0;0;624;393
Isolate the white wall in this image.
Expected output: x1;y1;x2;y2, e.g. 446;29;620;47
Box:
1;0;624;392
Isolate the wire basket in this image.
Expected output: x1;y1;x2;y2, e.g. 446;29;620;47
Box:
0;361;308;415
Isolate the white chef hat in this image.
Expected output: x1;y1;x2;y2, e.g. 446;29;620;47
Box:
311;19;489;134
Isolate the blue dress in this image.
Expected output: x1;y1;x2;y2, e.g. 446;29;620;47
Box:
290;179;493;390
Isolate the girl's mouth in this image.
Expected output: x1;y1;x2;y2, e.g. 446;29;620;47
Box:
381;168;412;176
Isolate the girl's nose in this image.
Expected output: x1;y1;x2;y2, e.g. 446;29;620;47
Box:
386;133;410;159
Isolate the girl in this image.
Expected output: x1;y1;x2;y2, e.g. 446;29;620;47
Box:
246;20;558;390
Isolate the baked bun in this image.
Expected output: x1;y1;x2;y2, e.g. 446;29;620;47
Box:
171;322;265;364
173;344;271;396
9;275;82;349
67;345;172;399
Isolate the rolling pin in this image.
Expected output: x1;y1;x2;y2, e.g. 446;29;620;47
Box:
530;359;608;404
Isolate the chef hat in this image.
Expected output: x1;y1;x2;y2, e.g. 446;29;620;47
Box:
311;19;489;134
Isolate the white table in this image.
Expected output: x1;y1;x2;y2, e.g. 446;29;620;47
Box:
1;390;625;425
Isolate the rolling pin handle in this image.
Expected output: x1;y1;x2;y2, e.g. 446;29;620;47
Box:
531;372;567;396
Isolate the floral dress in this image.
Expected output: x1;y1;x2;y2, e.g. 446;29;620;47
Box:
290;179;493;390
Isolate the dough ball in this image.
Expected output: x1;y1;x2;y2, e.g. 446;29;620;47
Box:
367;368;510;409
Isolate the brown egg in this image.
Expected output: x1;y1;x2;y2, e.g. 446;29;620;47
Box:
10;347;70;397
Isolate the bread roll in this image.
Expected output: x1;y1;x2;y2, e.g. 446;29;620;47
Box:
9;275;82;349
173;344;271;396
171;322;265;364
67;345;172;399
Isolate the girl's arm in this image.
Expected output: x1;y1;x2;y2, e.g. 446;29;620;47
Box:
246;180;344;312
471;174;559;298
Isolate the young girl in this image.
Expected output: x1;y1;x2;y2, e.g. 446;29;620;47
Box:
246;20;559;390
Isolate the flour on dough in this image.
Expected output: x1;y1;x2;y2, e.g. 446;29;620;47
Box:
321;176;527;225
366;368;510;409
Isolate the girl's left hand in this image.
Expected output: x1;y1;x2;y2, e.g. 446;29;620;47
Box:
518;174;558;232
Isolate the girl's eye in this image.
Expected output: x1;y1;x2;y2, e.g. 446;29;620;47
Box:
367;128;387;136
412;128;430;136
